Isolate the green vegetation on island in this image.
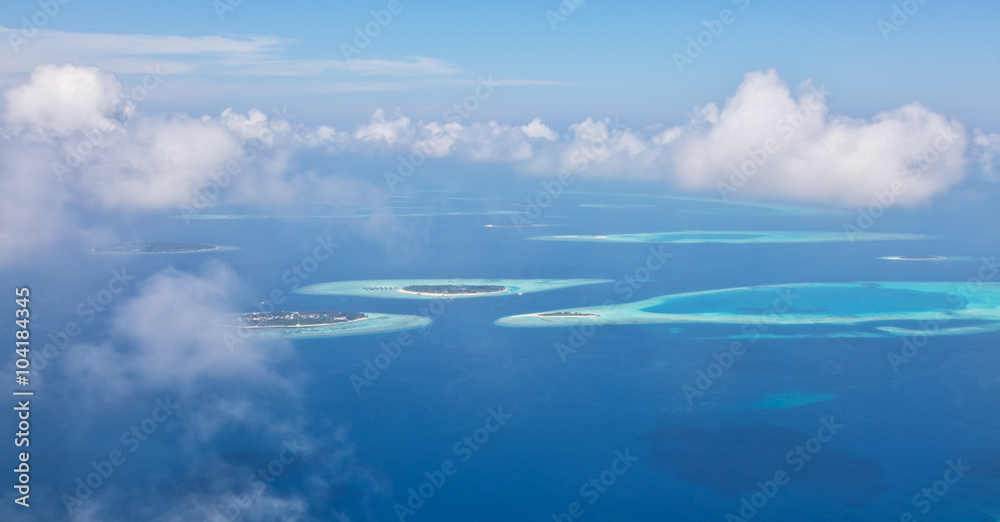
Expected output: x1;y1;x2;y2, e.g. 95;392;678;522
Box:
93;242;219;254
237;311;367;328
402;285;506;295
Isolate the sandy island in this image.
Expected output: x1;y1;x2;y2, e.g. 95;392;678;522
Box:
881;256;947;261
397;288;508;297
241;317;368;329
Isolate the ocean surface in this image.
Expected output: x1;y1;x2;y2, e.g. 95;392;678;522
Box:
6;188;1000;521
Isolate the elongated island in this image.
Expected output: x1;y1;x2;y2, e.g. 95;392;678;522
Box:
234;310;431;339
237;311;367;327
295;278;612;299
92;242;235;254
400;285;506;296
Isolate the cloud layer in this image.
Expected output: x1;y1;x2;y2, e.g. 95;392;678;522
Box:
0;64;994;268
292;70;976;206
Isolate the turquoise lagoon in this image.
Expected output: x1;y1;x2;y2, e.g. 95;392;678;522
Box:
496;282;1000;338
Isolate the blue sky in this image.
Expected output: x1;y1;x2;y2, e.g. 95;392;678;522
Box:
3;0;998;128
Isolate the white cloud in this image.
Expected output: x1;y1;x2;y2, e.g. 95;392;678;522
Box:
335;113;560;162
281;69;974;206
414;121;463;157
411;120;540;162
519;117;659;177
0;64;991;270
49;261;387;521
520;117;558;141
972;129;1000;181
669;69;967;206
3;63;124;136
76;114;243;209
482;70;969;206
354;108;413;145
0;141;76;264
67;262;291;396
0;26;458;81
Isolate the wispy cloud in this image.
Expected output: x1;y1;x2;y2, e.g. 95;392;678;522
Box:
0;27;577;98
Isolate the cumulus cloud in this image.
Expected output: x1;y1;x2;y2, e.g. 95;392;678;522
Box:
298;109;560;164
67;262;290;396
669;69;967;206
972;130;1000;181
0;64;370;267
0;141;75;262
520;117;657;177
353;108;413;145
414;120;550;162
73;115;243;209
0;64;991;270
295;70;972;206
0;64;244;261
520;117;559;141
3;63;125;136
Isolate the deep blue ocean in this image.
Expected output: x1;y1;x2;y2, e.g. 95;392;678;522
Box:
6;186;1000;521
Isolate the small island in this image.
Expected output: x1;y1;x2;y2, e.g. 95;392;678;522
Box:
296;278;612;300
537;312;598;317
881;256;947;261
237;311;367;328
401;285;507;296
93;242;221;254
